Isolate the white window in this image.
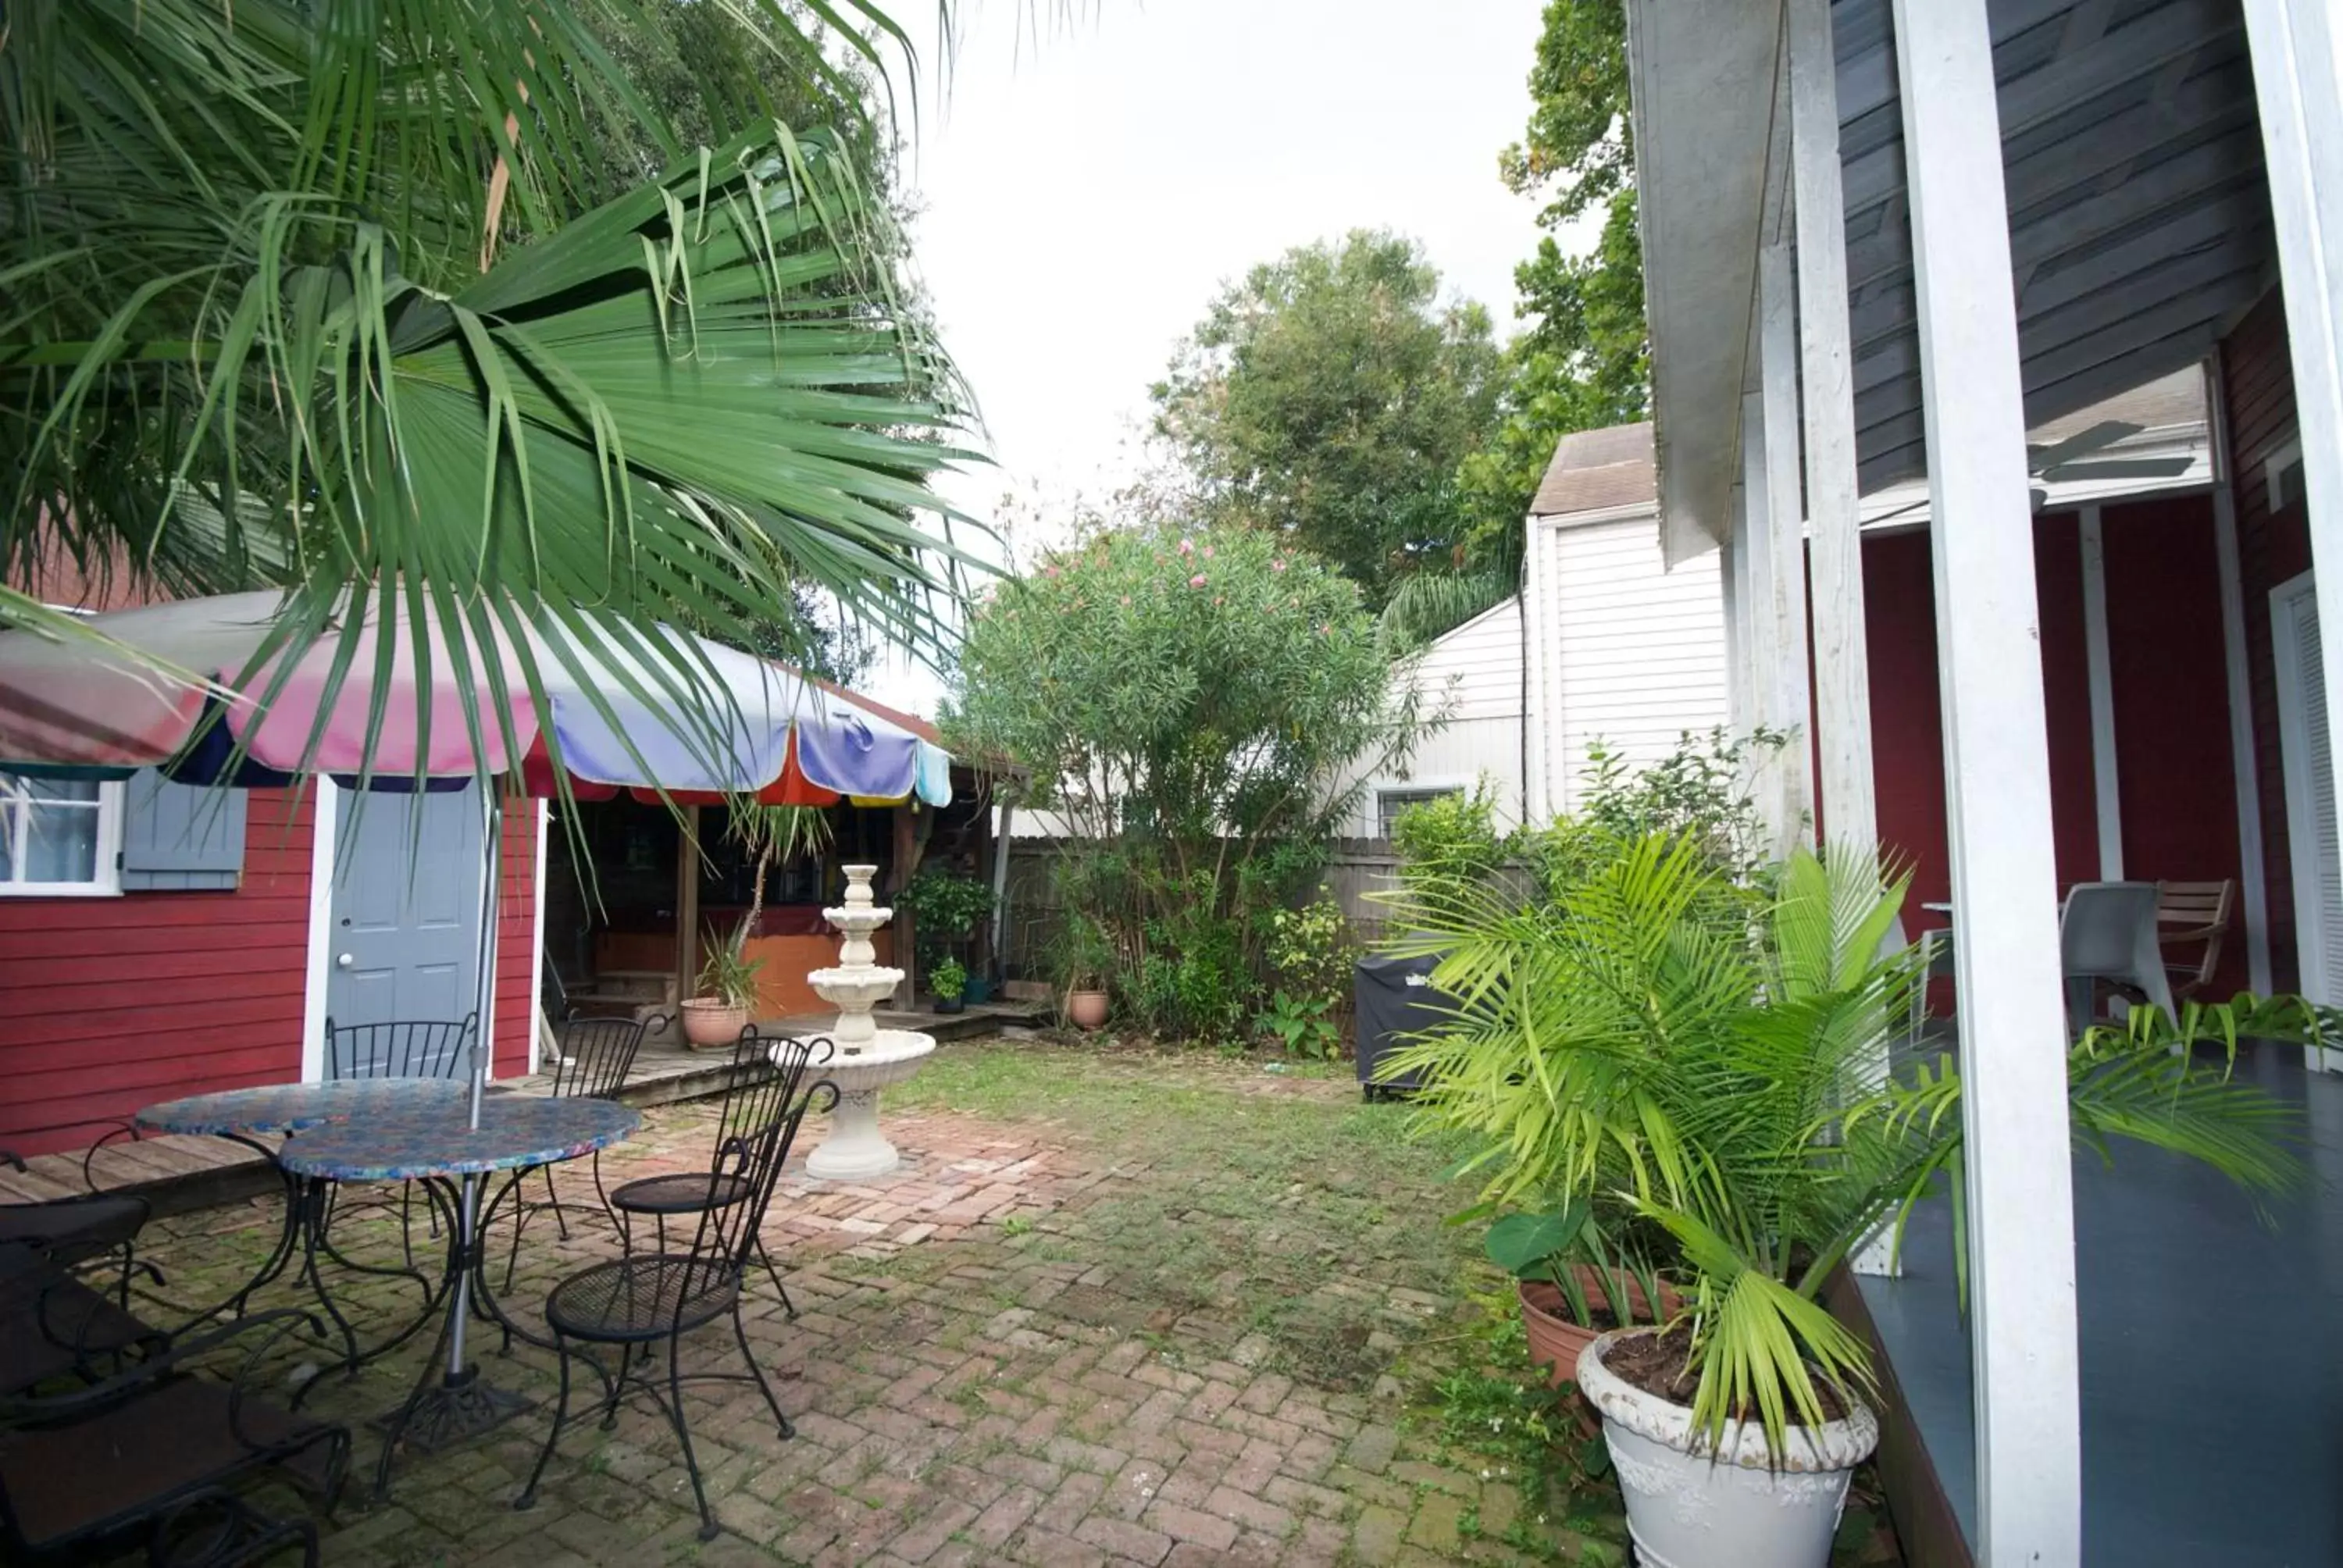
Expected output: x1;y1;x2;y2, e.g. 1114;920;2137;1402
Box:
1377;786;1464;841
0;773;123;896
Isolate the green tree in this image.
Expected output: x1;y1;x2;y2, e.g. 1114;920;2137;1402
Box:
2;0;968;773
1456;0;1649;573
946;521;1428;1035
1150;231;1502;613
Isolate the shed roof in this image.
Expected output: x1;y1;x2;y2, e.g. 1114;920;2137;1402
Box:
1531;422;1658;519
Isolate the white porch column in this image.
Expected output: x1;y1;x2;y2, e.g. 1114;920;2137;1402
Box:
1758;241;1817;846
2245;0;2343;910
1788;0;1878;859
1893;1;2082;1563
2207;359;2276;993
1741;377;1810;861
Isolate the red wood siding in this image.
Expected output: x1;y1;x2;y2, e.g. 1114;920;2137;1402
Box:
2222;288;2311;990
1859;495;2242;990
0;789;313;1156
2102;496;2251;993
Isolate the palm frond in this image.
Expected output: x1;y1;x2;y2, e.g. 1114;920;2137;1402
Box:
1378;572;1515;649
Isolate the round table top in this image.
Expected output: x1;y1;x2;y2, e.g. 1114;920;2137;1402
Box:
137;1079;469;1138
276;1096;641;1181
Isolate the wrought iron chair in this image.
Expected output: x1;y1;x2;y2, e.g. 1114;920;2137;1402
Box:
604;1028;830;1318
487;1015;647;1291
0;1229;169;1399
319;1014;479;1282
515;1032;834;1541
0;1148;155;1311
0;1304;349;1566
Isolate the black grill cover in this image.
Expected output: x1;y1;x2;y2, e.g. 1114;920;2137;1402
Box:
1353;952;1455;1093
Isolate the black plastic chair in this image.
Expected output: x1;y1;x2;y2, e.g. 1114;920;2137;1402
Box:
489;1016;647;1291
0;1306;348;1566
515;1032;834;1541
604;1028;828;1318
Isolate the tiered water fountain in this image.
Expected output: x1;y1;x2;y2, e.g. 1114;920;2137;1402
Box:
801;864;936;1180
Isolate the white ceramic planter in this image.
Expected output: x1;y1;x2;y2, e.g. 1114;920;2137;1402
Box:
1577;1330;1878;1568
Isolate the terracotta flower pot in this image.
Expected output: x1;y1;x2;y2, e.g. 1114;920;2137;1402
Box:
1065;989;1109;1030
1518;1269;1678;1388
679;997;750;1049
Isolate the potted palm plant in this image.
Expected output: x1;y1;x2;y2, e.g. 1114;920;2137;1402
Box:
1390;832;2305;1568
679;801;830;1049
1056;914;1114;1031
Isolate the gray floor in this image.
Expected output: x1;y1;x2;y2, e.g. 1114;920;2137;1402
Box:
1858;1042;2343;1566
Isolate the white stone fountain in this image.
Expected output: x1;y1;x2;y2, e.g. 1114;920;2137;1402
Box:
800;864;936;1181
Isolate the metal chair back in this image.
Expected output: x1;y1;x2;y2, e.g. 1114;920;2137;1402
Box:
324;1014;478;1081
682;1031;835;1285
547;1016;646;1101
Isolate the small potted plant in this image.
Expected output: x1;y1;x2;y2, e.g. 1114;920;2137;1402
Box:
681;938;762;1048
930;957;968;1015
1485;1199;1674;1389
1057;914;1113;1031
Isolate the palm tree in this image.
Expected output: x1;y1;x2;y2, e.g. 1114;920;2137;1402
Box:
2;0;970;773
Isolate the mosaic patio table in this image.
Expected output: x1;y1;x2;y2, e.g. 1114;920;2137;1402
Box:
136;1081;470;1358
276;1096;640;1501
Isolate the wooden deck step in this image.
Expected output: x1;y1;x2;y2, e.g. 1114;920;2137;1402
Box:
0;1131;279;1219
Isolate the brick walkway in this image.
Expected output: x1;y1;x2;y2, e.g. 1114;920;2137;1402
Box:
121;1045;1620;1567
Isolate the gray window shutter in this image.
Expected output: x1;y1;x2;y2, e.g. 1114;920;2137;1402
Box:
119;769;248;891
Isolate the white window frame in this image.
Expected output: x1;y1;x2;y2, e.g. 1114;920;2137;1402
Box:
0;775;126;897
2268;433;2308;512
1371;781;1471;841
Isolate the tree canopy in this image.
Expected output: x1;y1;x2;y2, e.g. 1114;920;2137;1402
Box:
1149;231;1502;613
1460;0;1649;572
946;521;1426;1035
2;0;969;778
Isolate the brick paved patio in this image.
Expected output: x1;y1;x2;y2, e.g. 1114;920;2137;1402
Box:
122;1039;1646;1566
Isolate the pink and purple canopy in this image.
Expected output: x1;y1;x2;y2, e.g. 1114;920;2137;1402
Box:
0;590;951;804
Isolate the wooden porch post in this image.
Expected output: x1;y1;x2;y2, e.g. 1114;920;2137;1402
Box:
676;804;702;1004
2244;0;2343;964
1788;0;1876;858
1893;0;2082;1561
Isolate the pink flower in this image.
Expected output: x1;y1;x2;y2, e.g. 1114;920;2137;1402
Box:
1271;558;1287;573
1214;595;1225;606
1202;545;1215;560
1120;595;1131;607
1043;564;1061;578
1178;539;1195;556
1189;573;1208;588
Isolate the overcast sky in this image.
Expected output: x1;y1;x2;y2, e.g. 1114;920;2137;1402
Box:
864;0;1560;709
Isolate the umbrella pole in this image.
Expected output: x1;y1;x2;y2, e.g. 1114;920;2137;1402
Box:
446;787;502;1379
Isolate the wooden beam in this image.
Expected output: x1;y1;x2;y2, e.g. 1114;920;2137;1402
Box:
1894;1;2081;1561
1740;388;1797;857
2079;506;2126;878
676;804;702;1003
1791;0;1877;864
2245;0;2343;950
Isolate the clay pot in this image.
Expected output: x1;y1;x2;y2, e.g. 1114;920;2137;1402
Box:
1518;1269;1678;1388
1064;989;1109;1030
678;998;750;1049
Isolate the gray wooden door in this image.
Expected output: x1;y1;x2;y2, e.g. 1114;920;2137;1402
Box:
327;782;486;1058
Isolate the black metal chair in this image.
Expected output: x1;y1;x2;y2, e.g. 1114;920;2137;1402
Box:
0;1227;169;1399
0;1304;349;1566
487;1015;647;1291
603;1028;829;1319
515;1031;833;1541
318;1014;479;1285
323;1015;476;1082
0;1148;155;1310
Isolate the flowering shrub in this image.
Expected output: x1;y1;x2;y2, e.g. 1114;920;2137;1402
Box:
948;523;1428;1036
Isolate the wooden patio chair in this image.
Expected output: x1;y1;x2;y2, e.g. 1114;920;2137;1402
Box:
2156;880;2236;1000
